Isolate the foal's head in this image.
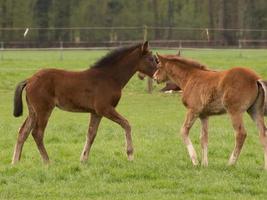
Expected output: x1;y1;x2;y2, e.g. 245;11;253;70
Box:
136;41;158;77
153;53;170;83
153;53;208;83
137;54;159;80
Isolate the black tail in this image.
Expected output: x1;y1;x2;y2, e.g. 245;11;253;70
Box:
13;80;27;117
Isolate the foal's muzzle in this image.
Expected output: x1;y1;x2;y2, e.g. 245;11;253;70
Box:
153;74;160;84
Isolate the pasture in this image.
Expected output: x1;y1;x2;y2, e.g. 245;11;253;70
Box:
1;49;267;199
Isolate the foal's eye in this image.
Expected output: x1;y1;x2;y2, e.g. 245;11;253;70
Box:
148;57;154;62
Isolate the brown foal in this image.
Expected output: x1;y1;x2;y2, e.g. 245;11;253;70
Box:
153;53;267;169
12;41;157;164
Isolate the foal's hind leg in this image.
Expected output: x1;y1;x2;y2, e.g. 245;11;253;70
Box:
31;110;53;164
80;113;102;162
254;116;267;169
200;117;209;166
12;116;34;164
248;111;267;169
228;113;247;166
181;110;199;166
102;107;134;161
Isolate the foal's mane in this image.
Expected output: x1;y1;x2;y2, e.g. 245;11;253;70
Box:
92;43;141;68
166;56;208;70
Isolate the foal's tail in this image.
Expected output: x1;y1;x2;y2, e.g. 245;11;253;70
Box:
13;80;27;117
258;80;267;116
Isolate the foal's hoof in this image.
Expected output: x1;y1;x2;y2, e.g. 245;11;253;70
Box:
227;160;236;166
192;159;199;166
128;154;134;161
80;152;89;163
80;158;88;164
11;159;18;165
201;161;208;167
43;160;50;165
80;156;88;163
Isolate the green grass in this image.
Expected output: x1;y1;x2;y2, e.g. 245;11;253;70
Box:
1;49;267;199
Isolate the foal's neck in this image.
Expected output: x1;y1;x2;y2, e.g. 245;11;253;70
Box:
105;51;140;88
166;63;202;89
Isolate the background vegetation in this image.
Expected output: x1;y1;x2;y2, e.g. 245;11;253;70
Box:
1;0;267;44
0;49;267;199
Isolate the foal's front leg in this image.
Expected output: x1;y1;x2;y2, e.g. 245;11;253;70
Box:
103;107;134;161
181;110;199;165
200;117;209;166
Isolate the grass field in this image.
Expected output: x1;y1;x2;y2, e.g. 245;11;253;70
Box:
1;49;267;199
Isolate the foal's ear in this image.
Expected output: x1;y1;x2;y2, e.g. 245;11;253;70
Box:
142;41;149;54
156;53;167;64
156;53;164;61
177;50;181;56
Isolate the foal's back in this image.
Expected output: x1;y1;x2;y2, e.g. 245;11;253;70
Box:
183;67;260;115
220;67;260;113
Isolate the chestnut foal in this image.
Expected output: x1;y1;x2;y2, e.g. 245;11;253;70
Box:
153;53;267;169
12;42;157;164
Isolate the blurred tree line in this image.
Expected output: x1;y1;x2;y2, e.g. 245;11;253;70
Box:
1;0;267;45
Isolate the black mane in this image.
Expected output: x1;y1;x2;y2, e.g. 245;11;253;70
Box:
92;43;141;68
